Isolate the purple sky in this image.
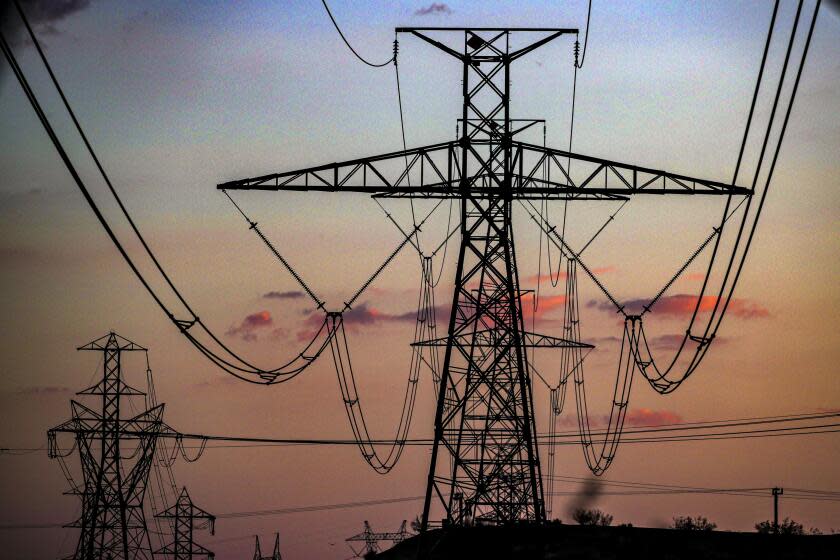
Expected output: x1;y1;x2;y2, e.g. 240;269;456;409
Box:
1;1;839;558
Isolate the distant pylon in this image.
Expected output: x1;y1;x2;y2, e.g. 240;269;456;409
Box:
155;487;215;559
48;332;165;560
253;533;282;560
346;521;409;558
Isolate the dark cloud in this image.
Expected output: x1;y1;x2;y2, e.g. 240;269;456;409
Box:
646;333;688;350
414;3;452;16
295;301;450;340
2;0;92;38
263;290;305;300
0;246;41;266
0;189;47;215
15;385;71;396
565;478;603;519
342;302;417;326
591;335;622;344
587;295;769;320
225;310;273;342
17;0;92;23
1;0;91;65
646;333;729;352
269;327;288;340
192;375;240;390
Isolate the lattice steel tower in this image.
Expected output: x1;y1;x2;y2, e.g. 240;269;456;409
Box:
155;487;215;559
48;332;165;559
252;533;282;560
219;27;747;529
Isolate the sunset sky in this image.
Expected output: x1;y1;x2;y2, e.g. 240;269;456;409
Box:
1;1;838;558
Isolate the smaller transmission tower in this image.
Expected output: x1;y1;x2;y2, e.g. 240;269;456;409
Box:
346;521;409;558
48;332;166;560
155;487;215;559
252;533;282;560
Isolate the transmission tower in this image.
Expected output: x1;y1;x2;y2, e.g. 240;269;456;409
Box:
218;27;747;529
252;533;282;560
154;487;215;559
346;520;409;558
48;332;167;560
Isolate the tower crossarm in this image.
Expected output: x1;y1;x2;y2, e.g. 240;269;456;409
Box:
217;140;749;198
512;141;751;196
412;330;594;348
218;140;457;194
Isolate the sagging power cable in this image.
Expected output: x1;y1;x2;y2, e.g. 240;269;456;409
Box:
2;2;335;385
320;0;395;68
634;0;819;393
3;2;443;387
326;257;439;473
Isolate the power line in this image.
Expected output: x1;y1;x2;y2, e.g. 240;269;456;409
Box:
575;0;592;69
548;474;840;501
21;411;840;456
217;495;424;519
8;477;838;530
320;0;394;68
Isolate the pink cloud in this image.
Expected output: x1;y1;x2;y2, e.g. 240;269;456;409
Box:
624;408;683;426
588;295;770;320
226;310;274;342
556;408;683;428
524;266;615;286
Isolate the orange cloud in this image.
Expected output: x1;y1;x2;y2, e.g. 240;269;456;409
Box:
520;292;567;317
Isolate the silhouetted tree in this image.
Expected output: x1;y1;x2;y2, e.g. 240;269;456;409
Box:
755;517;804;535
572;508;613;526
672;516;717;531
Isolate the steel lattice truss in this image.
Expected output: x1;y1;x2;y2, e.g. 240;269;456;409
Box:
154;487;215;559
253;533;283;560
346;521;409;558
219;139;748;200
48;333;169;560
218;27;748;529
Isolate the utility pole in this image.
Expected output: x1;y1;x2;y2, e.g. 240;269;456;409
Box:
48;332;166;560
772;487;784;533
219;26;748;530
155;487;215;559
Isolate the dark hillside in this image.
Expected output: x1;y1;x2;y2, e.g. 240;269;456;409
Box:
376;524;838;560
